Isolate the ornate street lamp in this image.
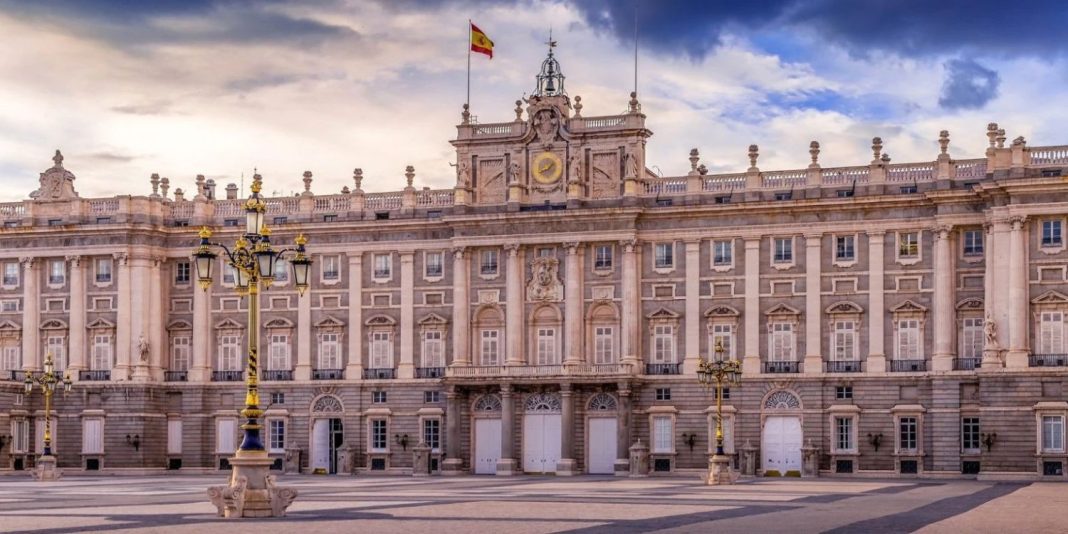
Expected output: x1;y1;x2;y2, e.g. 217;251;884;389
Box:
24;350;72;481
696;339;742;484
193;174;308;517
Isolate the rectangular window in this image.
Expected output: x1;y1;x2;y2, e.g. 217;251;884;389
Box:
652;325;675;363
535;327;558;365
710;324;734;360
216;419;236;453
222;263;236;285
961;318;983;359
82;418;104;454
899;416;918;452
424;391;441;403
171;336;191;371
91;258;110;284
371;391;387;403
773;237;793;263
652;416;673;453
319;333;340;369
269;419;285;453
370;331;391;369
49;259;65;285
1039;312;1064;354
270;392;285;404
1;345;19;370
961;417;980;453
91;334;112;370
834;417;854;452
167;419;183;455
2;262;18;286
896;319;921;360
537;247;554;258
898;232;920;258
1042;220;1063;247
267;334;290;371
480;329;500;365
962;230;984;256
423;418;441;451
322;255;340;280
832;321;856;361
713;240;732;267
218;335;241;371
594;326;614;364
422;330;444;368
770;323;795;361
835;386;853;400
273;258;288;282
46;336;66;372
425;252;443;278
594;245;613;270
1042;415;1065;452
654;243;674;269
480;250;499;275
175;261;191;284
12;419;29;453
371;419;388;451
655;388;671;401
0;300;16;313
373;253;392;279
835;235;855;262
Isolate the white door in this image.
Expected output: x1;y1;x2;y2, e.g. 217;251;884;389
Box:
762;416;803;473
474;418;502;475
523;413;562;473
311;419;331;472
587;417;618;474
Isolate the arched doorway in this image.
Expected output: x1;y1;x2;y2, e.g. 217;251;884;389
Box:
523;393;562;473
585;393;618;474
310;394;344;474
472;394;502;475
761;390;803;474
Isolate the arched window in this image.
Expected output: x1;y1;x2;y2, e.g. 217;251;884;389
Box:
473;306;504;366
587;303;619;364
529;305;562;365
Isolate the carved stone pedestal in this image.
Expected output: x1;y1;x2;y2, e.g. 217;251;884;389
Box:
739;440;758;476
32;455;60;481
412;442;431;477
705;454;735;485
207;451;297;518
629;439;650;477
801;440;820;478
131;364;151;382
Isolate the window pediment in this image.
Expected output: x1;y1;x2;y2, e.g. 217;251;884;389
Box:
214;318;243;330
418;313;449;326
40;319;68;330
956;297;984;311
264;317;295;329
365;314;396;330
1032;290;1068;306
167;320;192;331
647;307;680;322
0;320;20;332
765;303;801;317
86;318;115;330
315;316;345;329
890;300;928;315
704;305;740;318
825;301;863;316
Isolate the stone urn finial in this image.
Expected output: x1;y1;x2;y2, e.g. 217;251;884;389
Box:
996;129;1006;148
748;144;759;170
514;100;524;121
939;130;950;155
986;123;999;147
881;152;891;164
871;137;883;162
809;140;820;166
461;103;471;124
689;148;700;173
573;95;583;118
353;168;363;192
150;173;161;197
302;171;313;194
160;177;170;199
405;165;415;188
173;187;184;201
628;91;640;113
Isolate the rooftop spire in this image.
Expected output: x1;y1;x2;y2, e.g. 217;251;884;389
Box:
533;28;566;97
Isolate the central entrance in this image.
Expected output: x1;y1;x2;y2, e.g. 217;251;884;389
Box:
762;416;802;473
312;418;344;474
523;393;562;474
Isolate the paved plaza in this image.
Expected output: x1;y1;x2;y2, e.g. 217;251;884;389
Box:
0;475;1064;533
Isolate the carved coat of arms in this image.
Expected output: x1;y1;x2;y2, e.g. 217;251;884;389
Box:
527;257;563;302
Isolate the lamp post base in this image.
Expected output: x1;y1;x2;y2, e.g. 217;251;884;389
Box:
32;455;61;482
207;450;298;518
705;454;736;485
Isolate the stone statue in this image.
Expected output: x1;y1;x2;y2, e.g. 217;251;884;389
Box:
623;151;640;179
526;257;563;302
455;161;471;189
568;154;583;184
137;335;150;362
507;161;521;185
985;315;998;347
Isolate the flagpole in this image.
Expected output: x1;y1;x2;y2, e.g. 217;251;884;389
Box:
466;19;471;110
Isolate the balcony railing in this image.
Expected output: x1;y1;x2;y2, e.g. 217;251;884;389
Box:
2;276;18;286
2;369;27;381
645;363;681;375
415;367;445;379
825;360;862;373
164;371;188;382
446;363;633;379
954;358;982;371
312;369;344;380
764;361;800;374
890;360;926;372
212;370;244;382
1030;354;1068;367
363;368;396;380
263;370;294;381
80;370;111;381
95;274;111;283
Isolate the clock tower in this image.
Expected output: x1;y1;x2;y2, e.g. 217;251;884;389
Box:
451;41;653;208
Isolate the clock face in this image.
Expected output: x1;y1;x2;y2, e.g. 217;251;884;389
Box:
532;151;563;184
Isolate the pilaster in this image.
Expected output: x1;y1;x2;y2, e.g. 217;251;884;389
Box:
620;239;639;366
556;384;577;475
803;234;822;374
867;232;887;373
294;271;312;380
451;247;471;366
614;384;632;475
20;258;39;372
931;225;956;372
1006;216;1030;367
505;244;524;365
743;239;761;375
191;270;212;382
496;384;517;475
398;251;415;379
148;256;165;381
564;242;584;365
129;255;151;382
683;239;701;374
114;253;132;380
66;256;86;377
345;253;364;379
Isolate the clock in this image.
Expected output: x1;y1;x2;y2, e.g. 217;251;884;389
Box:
531;151;563;184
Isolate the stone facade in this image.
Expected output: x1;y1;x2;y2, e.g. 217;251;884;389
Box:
1;51;1068;480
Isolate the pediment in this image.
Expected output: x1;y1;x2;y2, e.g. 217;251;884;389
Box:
646;307;680;320
167;320;192;331
765;303;801;316
315;316;345;328
1032;290;1068;305
825;301;863;315
40;319;68;330
890;300;928;313
704;305;740;318
214;318;244;330
0;320;20;331
364;314;396;327
264;317;295;329
418;313;448;326
956;297;984;310
86;317;115;329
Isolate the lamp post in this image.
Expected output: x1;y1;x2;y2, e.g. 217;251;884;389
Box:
194;174;309;518
696;339;741;485
24;350;72;481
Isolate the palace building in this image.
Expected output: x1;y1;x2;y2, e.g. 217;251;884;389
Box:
1;48;1068;480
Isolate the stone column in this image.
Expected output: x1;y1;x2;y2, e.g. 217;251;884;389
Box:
129;255;152;381
496;384;517;475
564;242;584;365
148;257;165;380
345;253;364;379
451;247;471;366
294;272;312;380
20;258;39;371
614;384;632;475
441;387;464;474
981;223;1002;367
620;239;639;366
932;226;956;371
990;219;1012;365
1006;216;1029;367
867;232;887;373
399;251;415;379
803;234;822;374
683;240;701;374
114;253;132;380
191;267;212;382
743;239;761;375
505;244;524;365
556;384;576;475
67;256;86;377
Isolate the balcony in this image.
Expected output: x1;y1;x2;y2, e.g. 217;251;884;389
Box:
890;360;926;372
1030;354;1068;367
164;371;188;382
212;370;244;382
2;276;18;286
825;361;861;373
363;368;395;380
312;368;344;380
446;363;633;379
954;358;982;371
764;361;800;374
263;370;294;381
416;367;445;379
2;369;27;381
80;370;111;381
95;274;111;283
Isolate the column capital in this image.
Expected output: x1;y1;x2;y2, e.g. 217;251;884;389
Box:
400;251;415;263
866;230;886;240
347;252;363;265
933;224;953;239
563;242;582;254
1009;215;1027;230
451;246;467;259
560;383;572;394
619;238;638;253
19;257;36;269
803;232;823;241
64;255;82;267
500;383;513;396
744;237;761;249
112;252;130;265
504;243;521;256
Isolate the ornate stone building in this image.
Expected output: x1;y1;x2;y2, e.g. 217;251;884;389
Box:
1;50;1068;479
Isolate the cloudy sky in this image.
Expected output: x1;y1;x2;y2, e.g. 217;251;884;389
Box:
1;0;1067;201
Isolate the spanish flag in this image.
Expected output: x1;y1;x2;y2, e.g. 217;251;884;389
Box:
470;22;494;58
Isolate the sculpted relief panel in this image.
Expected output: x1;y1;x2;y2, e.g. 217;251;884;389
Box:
591;152;620;199
477;158;505;204
527;257;563;302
